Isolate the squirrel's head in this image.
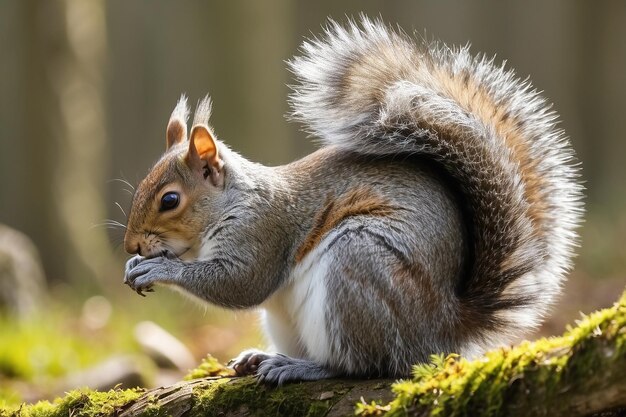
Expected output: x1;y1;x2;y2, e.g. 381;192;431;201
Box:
124;95;225;259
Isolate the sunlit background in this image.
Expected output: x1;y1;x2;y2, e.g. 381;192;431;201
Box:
0;0;625;405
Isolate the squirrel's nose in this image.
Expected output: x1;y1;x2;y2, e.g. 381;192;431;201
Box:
124;237;141;255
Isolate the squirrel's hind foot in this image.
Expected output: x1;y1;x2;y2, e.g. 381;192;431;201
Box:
256;353;337;386
229;349;337;386
229;348;271;376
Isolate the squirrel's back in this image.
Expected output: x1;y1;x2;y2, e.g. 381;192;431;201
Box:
288;17;584;349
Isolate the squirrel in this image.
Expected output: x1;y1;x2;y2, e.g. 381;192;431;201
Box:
123;18;583;385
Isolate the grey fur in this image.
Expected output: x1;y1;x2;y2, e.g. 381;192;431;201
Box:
124;17;583;385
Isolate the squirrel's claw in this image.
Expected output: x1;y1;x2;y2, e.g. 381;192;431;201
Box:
132;283;153;297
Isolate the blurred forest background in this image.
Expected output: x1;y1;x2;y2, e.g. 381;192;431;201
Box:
0;0;625;405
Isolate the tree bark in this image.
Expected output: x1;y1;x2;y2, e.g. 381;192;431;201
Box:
117;377;395;417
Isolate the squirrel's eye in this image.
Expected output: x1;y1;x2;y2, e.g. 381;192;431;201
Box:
160;192;180;211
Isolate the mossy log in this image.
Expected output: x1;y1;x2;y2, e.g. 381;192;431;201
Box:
117;376;395;417
6;289;626;417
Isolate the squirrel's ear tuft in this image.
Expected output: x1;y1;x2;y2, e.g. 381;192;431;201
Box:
186;124;224;187
166;95;190;149
192;95;213;127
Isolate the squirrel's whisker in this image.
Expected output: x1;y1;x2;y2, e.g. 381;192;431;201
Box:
115;202;128;219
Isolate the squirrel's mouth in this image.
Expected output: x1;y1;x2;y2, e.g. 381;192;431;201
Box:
151;237;193;259
141;245;190;260
151;247;191;260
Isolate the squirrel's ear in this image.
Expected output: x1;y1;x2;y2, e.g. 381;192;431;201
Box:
166;119;187;149
186;124;224;187
166;95;189;150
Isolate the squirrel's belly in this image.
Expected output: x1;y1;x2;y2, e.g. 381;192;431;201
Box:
260;242;333;363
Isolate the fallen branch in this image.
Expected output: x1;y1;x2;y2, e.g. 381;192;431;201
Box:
117;376;394;417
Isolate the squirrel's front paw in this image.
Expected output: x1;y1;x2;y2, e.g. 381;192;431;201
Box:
124;256;182;296
124;255;144;280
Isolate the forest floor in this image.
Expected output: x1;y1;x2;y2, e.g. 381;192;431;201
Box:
0;269;623;411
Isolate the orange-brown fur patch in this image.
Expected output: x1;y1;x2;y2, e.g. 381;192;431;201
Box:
295;187;395;263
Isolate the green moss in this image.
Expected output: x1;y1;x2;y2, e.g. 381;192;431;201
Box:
191;377;339;417
184;354;235;380
355;399;392;415
1;387;143;417
358;287;626;417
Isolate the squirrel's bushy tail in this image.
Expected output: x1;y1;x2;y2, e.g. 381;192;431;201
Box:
289;17;583;349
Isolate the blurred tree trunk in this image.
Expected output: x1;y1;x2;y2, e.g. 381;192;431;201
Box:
50;0;116;286
6;0;115;286
209;0;297;165
572;1;626;207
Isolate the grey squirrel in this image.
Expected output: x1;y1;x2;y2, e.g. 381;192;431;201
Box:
123;18;583;385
